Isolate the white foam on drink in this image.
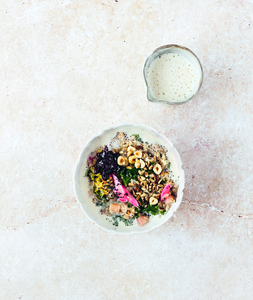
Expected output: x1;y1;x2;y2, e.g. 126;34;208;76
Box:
146;52;196;102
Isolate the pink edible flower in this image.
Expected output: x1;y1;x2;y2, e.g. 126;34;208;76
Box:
160;183;171;202
112;174;139;207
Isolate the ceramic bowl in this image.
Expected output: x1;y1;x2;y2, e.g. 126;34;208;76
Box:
73;123;185;234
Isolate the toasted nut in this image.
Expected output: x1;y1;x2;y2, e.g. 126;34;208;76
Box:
136;195;140;200
154;156;156;161
135;159;141;168
123;157;128;166
171;187;178;197
119;150;124;154
139;159;145;169
153;164;162;175
149;197;158;205
149;174;154;178
127;151;132;157
129;155;137;164
126;166;132;169
127;146;136;152
134;151;142;159
153;193;160;198
128;183;134;186
138;170;144;176
117;156;125;166
149;165;153;170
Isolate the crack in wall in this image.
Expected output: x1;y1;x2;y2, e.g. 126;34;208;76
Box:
182;200;253;219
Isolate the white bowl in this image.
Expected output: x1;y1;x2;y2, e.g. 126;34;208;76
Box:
73;123;185;234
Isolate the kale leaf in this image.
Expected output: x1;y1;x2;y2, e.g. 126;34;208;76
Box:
142;204;167;216
142;204;160;216
85;167;91;177
119;167;138;186
133;134;143;143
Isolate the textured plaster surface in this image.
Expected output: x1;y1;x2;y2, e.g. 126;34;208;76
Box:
1;0;253;299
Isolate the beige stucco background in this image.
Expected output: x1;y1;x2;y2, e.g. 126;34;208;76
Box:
1;0;253;299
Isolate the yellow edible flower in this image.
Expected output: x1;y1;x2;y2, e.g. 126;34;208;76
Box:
89;168;112;196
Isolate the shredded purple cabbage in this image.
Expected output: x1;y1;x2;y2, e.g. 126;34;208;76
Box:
94;146;121;180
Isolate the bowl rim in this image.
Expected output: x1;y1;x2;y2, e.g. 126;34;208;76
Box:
73;122;185;234
143;44;203;105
